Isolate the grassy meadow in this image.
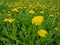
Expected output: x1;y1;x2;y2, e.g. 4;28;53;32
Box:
0;0;60;45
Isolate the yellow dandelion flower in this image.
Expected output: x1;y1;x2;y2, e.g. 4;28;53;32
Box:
54;27;59;31
50;14;54;17
8;11;12;16
11;8;18;12
8;11;11;13
8;14;11;16
4;18;15;23
40;11;44;14
29;4;33;7
29;10;35;14
32;16;44;25
38;29;48;37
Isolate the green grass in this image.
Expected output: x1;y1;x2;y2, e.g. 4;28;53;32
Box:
0;0;60;45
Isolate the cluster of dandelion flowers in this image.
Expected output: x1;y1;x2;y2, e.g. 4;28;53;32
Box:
4;18;15;23
38;29;48;37
32;16;44;25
